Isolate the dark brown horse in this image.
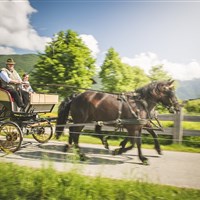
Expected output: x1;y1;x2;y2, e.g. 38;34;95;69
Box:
56;80;180;164
112;81;180;156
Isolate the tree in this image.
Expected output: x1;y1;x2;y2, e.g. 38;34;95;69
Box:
99;48;149;93
99;48;128;92
148;64;172;81
130;66;150;89
32;30;96;97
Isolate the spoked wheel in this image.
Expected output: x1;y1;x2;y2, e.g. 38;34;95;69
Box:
0;121;23;153
31;120;53;143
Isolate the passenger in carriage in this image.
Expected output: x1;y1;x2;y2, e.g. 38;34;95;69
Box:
0;58;29;110
22;73;34;93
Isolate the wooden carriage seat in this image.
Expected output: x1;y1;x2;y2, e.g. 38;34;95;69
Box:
0;88;59;114
0;88;16;112
26;93;59;113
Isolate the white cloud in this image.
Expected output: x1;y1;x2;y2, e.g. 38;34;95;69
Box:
121;52;200;80
0;46;15;54
0;0;51;53
162;60;200;81
79;34;100;58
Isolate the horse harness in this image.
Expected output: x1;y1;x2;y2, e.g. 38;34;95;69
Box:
115;93;163;131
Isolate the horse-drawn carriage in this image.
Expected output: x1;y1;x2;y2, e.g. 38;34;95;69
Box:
0;80;180;165
0;88;58;153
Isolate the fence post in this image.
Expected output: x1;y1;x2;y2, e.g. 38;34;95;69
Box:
173;107;183;144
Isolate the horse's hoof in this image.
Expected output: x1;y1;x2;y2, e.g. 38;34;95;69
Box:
105;145;109;150
64;144;70;152
112;148;123;155
103;143;109;150
79;153;88;161
142;159;149;165
156;149;163;155
112;149;119;155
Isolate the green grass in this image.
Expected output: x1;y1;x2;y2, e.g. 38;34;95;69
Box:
182;121;200;130
156;121;200;130
0;162;199;200
56;134;200;153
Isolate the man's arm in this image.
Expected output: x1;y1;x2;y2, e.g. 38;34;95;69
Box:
0;71;22;84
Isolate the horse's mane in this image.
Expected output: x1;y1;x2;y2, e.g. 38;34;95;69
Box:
135;82;157;99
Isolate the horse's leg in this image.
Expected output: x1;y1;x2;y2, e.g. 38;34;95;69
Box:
68;132;73;145
146;128;162;155
119;125;162;155
95;125;109;149
64;126;79;151
119;137;129;148
113;135;134;155
63;131;74;151
69;126;88;161
69;126;84;148
135;129;149;165
118;132;161;156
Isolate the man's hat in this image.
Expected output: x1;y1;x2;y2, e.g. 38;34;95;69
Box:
6;58;15;65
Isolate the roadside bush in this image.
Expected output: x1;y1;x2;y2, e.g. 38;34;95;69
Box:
184;100;200;114
183;136;200;148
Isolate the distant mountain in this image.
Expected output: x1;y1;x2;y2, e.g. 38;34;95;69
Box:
176;79;200;100
0;54;199;100
0;54;39;75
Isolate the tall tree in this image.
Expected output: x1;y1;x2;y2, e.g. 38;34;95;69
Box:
99;48;149;93
32;30;96;97
149;64;172;81
130;66;150;89
99;48;127;92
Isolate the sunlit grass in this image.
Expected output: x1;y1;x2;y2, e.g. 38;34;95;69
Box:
182;121;200;130
159;121;200;130
55;134;200;153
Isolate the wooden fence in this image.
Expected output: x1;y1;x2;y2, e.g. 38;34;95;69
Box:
156;108;200;143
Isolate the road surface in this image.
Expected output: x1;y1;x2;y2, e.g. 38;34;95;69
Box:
0;140;200;189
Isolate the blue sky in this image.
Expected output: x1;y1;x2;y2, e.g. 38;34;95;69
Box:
0;0;200;80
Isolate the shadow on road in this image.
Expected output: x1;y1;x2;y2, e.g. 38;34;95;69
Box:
13;142;160;166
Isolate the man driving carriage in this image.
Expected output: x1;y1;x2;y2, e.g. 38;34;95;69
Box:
0;58;29;110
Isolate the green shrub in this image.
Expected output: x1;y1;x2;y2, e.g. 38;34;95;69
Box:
184;100;200;113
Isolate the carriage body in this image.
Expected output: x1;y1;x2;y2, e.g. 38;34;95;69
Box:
0;88;59;153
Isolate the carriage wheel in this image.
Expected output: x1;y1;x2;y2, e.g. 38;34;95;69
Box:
32;120;53;143
0;121;23;153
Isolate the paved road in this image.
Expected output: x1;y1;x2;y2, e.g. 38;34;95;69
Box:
0;140;200;189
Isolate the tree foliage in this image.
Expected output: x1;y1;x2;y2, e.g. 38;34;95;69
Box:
130;66;150;89
148;64;172;81
32;30;96;97
99;48;149;93
184;100;200;113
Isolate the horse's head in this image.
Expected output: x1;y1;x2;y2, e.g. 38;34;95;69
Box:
154;80;180;113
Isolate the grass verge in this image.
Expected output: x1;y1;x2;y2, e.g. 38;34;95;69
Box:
56;134;200;153
0;162;199;200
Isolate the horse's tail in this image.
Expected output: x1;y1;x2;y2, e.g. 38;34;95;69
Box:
55;97;72;139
